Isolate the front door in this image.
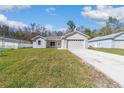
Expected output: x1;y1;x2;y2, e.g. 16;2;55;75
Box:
50;42;56;48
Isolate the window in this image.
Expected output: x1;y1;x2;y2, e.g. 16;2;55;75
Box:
38;40;41;45
50;42;55;46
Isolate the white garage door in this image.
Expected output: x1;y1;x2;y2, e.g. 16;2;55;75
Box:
67;40;85;49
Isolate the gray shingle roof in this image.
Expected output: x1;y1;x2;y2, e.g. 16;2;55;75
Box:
0;37;31;43
31;35;62;41
89;32;124;42
46;36;62;40
32;31;89;41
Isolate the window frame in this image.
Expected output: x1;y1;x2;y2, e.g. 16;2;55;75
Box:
38;40;41;45
50;42;55;46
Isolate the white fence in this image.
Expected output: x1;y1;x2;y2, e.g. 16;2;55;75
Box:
18;43;32;48
0;37;32;49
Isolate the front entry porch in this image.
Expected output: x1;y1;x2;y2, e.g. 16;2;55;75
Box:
46;40;61;48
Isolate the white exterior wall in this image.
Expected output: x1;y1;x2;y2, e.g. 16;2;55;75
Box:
114;41;124;49
66;33;87;40
88;39;113;48
33;38;46;48
88;41;98;48
113;34;124;49
88;33;124;49
61;39;67;49
111;33;124;49
84;40;88;48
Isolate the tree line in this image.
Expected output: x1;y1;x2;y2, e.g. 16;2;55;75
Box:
0;24;65;41
0;16;124;41
83;17;124;38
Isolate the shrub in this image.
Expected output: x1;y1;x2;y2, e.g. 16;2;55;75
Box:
88;45;94;49
0;48;8;57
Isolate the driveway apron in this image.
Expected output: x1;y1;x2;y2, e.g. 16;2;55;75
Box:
69;49;124;87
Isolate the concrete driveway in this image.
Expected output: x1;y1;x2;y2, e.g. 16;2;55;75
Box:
69;49;124;87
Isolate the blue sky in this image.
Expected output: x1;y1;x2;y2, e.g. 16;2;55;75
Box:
0;5;124;30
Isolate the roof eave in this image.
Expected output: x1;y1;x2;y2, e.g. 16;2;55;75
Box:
88;38;113;42
46;39;61;41
31;35;46;41
61;31;89;39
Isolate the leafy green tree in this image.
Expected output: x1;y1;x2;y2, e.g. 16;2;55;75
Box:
99;26;112;36
98;17;121;36
83;28;93;38
106;17;121;31
67;20;76;32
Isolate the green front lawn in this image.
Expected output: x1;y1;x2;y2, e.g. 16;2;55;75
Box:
0;48;97;88
93;48;124;56
0;48;119;88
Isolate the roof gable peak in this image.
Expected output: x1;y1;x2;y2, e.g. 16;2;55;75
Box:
62;30;90;39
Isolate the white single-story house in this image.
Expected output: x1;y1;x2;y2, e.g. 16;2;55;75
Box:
88;32;124;49
0;37;32;49
32;31;89;49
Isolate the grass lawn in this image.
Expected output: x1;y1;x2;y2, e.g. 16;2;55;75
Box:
0;48;119;88
92;48;124;56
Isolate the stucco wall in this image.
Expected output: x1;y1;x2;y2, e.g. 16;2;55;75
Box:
61;39;67;49
66;33;87;40
84;40;88;48
33;38;46;48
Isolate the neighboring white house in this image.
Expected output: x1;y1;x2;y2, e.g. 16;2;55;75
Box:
88;32;124;49
0;37;32;49
32;31;89;49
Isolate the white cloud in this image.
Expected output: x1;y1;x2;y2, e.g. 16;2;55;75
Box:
45;7;56;16
0;5;31;12
44;24;54;30
81;5;124;22
0;6;30;28
0;14;27;28
44;24;67;31
0;14;7;22
6;20;27;28
57;28;67;31
45;7;55;12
